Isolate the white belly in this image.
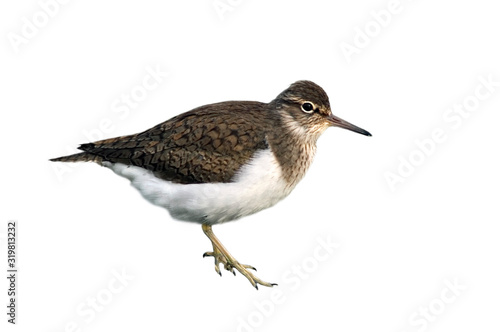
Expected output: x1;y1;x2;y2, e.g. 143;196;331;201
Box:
103;148;293;224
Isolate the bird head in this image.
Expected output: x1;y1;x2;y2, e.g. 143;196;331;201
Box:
273;80;372;139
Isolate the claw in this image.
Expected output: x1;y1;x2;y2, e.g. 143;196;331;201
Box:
242;264;257;271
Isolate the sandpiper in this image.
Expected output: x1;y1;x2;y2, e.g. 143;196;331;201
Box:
51;80;371;289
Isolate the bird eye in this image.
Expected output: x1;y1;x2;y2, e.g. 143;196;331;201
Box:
301;102;315;113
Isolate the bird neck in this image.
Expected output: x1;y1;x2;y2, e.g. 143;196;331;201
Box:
266;112;318;188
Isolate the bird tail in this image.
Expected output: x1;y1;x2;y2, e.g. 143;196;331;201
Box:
50;152;103;164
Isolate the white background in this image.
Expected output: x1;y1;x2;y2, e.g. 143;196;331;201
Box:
1;0;499;331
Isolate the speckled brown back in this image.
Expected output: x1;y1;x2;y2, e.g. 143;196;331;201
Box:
52;101;271;184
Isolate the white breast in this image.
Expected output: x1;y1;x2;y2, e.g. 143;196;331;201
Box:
103;148;294;224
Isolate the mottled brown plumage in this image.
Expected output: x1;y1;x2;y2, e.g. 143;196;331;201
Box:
53;102;270;184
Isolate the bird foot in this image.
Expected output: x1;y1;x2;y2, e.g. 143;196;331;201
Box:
203;247;276;289
202;224;277;290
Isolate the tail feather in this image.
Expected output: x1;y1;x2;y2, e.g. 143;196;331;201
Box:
50;152;103;164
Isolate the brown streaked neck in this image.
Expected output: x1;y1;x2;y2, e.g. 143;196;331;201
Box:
265;107;319;188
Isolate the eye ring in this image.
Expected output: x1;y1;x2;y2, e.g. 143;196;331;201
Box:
301;102;315;113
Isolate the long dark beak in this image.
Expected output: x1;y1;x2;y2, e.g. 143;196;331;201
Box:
327;114;372;136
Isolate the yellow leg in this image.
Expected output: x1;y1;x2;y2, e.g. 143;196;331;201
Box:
202;224;277;290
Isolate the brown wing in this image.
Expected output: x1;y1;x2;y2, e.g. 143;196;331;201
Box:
75;101;269;184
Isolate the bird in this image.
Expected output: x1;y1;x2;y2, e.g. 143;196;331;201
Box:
51;80;371;289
